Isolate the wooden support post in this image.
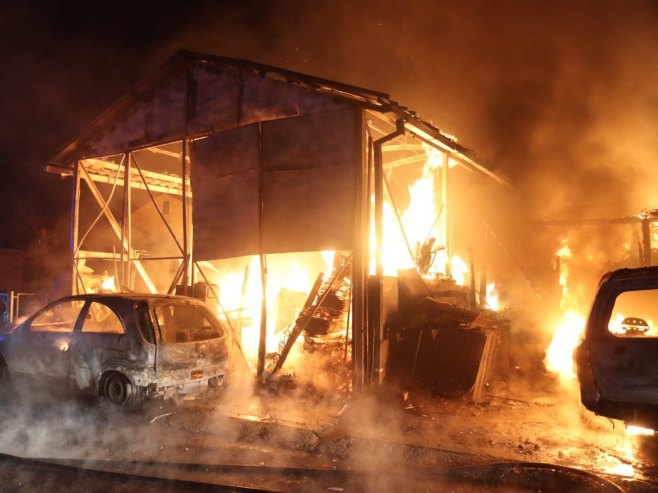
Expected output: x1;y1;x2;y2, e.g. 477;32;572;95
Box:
472;329;498;403
642;217;652;266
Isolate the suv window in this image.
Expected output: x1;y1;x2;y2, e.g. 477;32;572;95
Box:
608;289;658;337
81;302;125;334
154;302;223;343
31;300;85;333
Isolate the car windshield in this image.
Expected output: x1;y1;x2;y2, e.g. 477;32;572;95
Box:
154;301;224;343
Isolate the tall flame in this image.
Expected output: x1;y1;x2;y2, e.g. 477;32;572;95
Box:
545;240;585;379
212;252;335;364
369;144;469;286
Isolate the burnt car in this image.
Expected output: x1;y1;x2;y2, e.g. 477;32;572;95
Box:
0;294;228;405
576;266;658;428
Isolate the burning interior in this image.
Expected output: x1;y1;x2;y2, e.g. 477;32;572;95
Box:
47;50;511;392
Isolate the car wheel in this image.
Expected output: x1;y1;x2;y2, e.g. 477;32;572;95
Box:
103;373;136;406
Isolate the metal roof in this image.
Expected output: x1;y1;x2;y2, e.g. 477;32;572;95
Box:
48;49;507;185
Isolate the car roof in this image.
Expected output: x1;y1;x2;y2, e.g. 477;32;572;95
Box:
55;293;204;304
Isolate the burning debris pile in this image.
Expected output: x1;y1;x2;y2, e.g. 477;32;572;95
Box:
385;267;510;400
264;252;352;390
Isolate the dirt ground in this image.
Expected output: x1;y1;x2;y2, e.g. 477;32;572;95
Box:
0;365;656;492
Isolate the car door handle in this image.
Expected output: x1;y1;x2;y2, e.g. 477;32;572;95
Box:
613;345;627;355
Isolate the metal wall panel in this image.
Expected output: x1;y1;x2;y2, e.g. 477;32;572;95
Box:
191;109;357;260
191;124;260;260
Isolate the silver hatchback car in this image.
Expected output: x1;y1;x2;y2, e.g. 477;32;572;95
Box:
0;294;229;405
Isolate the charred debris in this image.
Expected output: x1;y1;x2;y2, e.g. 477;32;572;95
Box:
260;251;509;403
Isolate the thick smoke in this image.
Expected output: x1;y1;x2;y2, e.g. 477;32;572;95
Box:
151;0;658;310
160;0;658;215
6;0;658;278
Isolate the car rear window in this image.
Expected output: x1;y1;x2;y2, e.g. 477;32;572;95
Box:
154;302;224;343
608;288;658;337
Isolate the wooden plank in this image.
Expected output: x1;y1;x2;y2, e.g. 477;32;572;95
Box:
471;329;498;403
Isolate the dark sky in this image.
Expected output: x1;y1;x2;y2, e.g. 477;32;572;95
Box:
2;0;658;251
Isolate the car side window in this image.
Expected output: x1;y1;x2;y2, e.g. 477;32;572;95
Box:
30;300;85;333
608;289;658;338
81;302;125;334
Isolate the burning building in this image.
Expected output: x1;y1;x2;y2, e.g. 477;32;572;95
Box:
46;50;508;390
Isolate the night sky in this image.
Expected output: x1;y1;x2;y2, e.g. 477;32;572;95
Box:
2;0;658;252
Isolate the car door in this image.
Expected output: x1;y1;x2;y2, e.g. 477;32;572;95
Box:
588;284;658;404
7;298;86;386
70;300;130;392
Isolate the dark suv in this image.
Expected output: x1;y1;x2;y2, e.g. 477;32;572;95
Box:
576;267;658;428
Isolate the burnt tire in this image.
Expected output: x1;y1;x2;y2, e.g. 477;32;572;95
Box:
102;372;137;406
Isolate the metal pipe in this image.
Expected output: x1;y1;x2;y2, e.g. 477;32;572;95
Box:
120;152;129;288
351;112;369;392
256;122;267;379
441;153;449;260
125;153;133;290
371;119;405;385
181;138;189;287
70;161;81;295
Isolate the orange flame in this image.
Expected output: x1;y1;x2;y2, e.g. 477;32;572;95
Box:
485;283;501;311
545;309;586;379
545;240;586;380
369;144;468;285
212;252;335;364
